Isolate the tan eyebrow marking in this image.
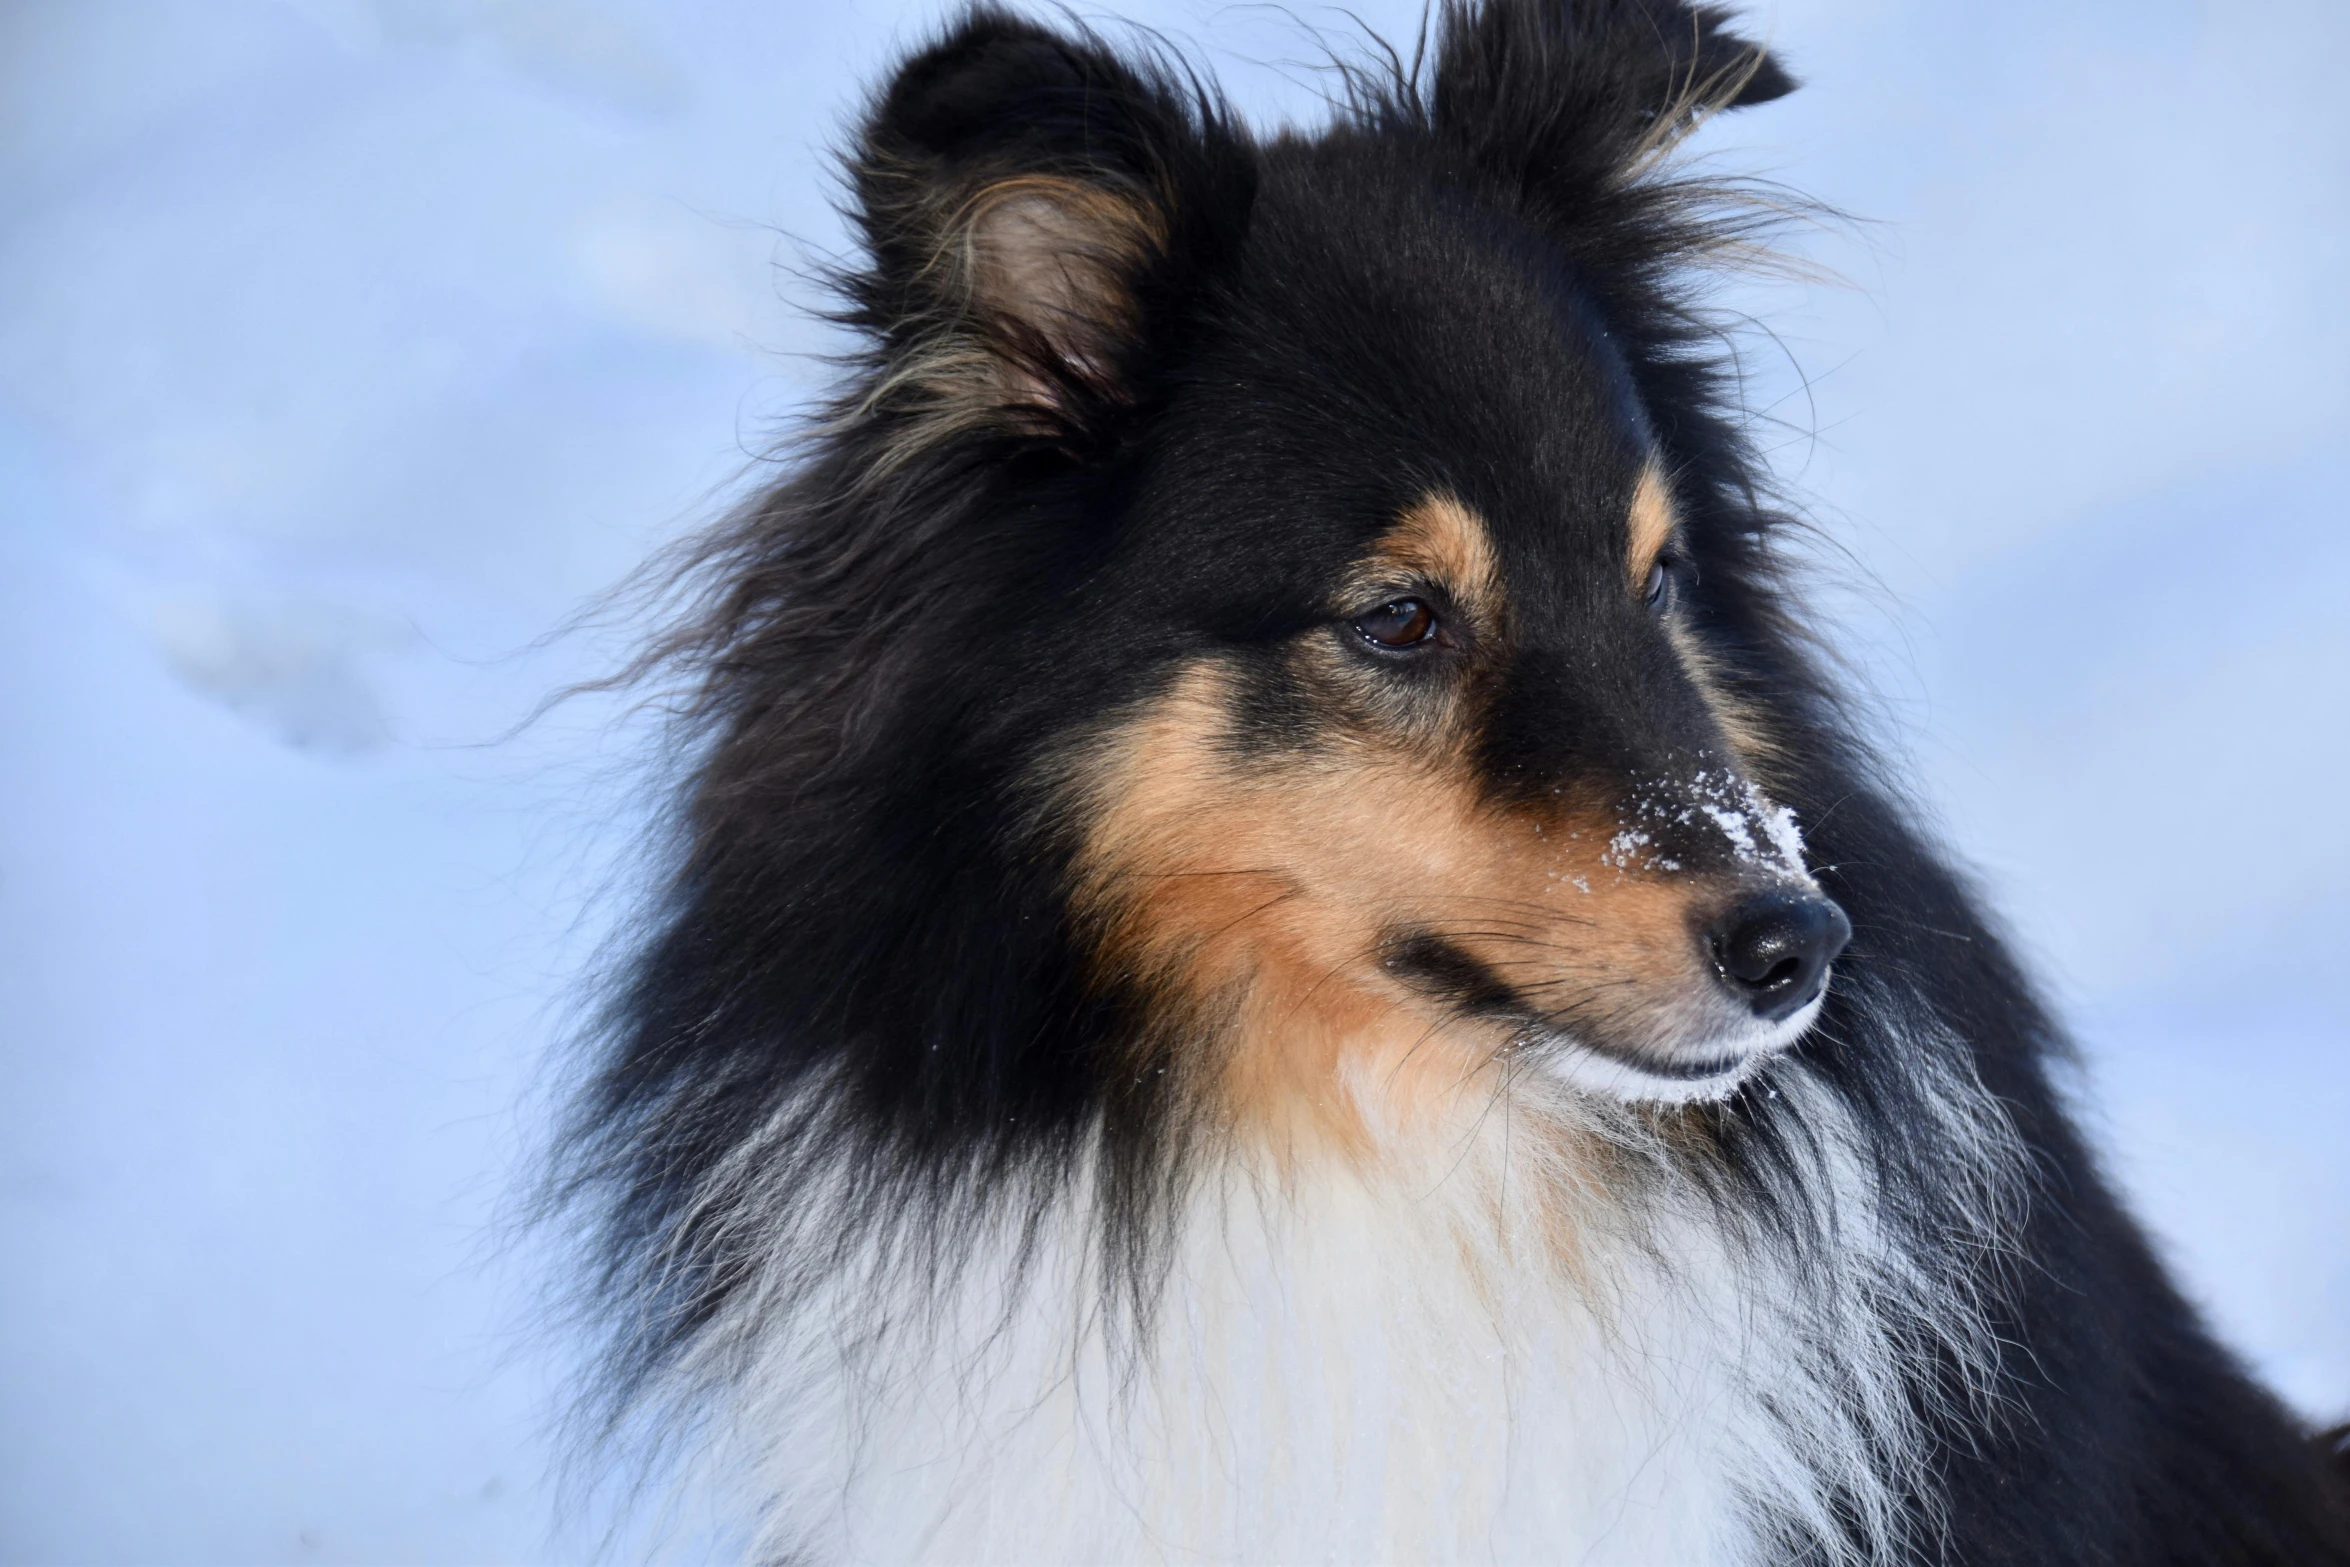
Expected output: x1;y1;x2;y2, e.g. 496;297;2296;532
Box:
1624;463;1783;772
1627;465;1679;591
1343;491;1503;623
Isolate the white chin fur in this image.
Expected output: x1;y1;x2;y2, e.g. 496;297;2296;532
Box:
1529;989;1828;1105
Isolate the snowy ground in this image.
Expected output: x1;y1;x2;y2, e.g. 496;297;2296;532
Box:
2;0;2343;1559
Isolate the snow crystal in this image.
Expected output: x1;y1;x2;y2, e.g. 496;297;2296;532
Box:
1700;803;1758;860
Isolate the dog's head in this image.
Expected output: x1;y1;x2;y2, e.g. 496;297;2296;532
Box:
692;3;1830;1154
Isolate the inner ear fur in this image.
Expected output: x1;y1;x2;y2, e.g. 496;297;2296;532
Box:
1431;0;1793;193
847;13;1249;441
956;175;1167;409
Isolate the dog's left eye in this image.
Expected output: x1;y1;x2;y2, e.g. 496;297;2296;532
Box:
1353;598;1438;649
1643;560;1675;611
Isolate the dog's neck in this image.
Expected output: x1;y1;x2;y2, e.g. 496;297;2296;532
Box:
669;1045;2018;1566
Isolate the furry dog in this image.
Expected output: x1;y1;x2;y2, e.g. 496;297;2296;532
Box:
555;1;2350;1559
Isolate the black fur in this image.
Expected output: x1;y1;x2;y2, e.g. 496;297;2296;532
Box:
555;1;2350;1558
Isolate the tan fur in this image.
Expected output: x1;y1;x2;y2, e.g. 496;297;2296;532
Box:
960;175;1163;359
1666;618;1786;781
836;175;1164;473
1348;492;1505;625
1627;464;1679;591
1064;660;1729;1162
1628;465;1783;781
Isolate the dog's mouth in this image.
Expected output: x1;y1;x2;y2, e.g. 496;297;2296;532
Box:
1514;992;1829;1104
1380;920;1840;1105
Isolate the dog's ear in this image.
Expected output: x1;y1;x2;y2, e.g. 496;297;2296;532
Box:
847;12;1252;449
1430;0;1791;198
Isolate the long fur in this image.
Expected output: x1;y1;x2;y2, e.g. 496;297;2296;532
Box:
649;992;2022;1563
550;3;2350;1561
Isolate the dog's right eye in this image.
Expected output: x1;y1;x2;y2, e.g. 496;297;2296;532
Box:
1352;599;1438;650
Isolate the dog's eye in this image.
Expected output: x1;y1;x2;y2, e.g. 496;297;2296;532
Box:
1643;560;1674;611
1353;598;1438;649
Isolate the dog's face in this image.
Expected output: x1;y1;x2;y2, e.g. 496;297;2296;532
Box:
1045;170;1843;1122
834;11;1831;1135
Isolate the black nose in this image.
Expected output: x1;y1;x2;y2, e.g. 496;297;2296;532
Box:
1708;890;1852;1022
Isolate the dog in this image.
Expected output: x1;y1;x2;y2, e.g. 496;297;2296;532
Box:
553;1;2350;1559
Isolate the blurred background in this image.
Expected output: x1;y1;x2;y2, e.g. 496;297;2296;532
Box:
2;0;2344;1559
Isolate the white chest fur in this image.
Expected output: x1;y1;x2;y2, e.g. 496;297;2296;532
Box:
677;1062;2011;1566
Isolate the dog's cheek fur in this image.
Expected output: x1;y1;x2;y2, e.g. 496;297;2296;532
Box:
1056;657;1762;1155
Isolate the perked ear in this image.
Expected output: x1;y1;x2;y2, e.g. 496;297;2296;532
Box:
846;11;1252;449
1430;0;1792;197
